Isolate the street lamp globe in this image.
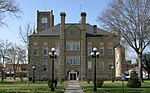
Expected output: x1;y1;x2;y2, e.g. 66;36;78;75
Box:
49;52;52;55
93;47;97;52
111;66;114;70
51;47;56;52
54;52;57;56
91;52;94;56
32;65;35;69
96;52;100;56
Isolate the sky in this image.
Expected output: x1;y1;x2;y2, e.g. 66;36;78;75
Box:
0;0;110;44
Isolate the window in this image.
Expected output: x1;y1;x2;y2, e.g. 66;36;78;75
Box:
33;42;38;56
43;46;48;56
88;61;92;69
108;48;113;56
33;48;38;56
108;64;113;70
41;17;48;30
66;56;80;65
66;41;80;51
77;56;80;65
66;56;70;64
77;42;80;51
70;42;73;51
66;42;70;51
99;61;104;71
88;46;92;56
74;56;76;65
42;61;47;71
70;56;73;65
99;47;104;56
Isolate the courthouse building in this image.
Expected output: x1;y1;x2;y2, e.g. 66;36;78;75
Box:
28;10;125;80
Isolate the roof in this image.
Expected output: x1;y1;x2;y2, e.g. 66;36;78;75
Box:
32;23;111;37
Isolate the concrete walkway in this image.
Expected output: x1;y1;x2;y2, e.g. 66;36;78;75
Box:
64;80;84;93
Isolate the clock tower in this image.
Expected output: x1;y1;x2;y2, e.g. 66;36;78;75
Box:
36;10;54;32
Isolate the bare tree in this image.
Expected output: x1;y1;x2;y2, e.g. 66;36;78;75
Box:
0;0;21;27
8;44;26;79
97;0;150;82
19;23;34;47
0;39;12;66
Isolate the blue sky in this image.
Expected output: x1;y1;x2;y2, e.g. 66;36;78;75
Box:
0;0;110;44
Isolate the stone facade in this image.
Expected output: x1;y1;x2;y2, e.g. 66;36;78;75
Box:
28;10;124;81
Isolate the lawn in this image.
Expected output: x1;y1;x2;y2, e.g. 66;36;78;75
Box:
80;80;150;93
0;78;67;93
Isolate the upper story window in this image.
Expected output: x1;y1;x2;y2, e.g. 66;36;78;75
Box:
66;41;80;51
88;61;92;69
33;48;38;56
33;42;38;56
99;47;104;56
41;17;48;30
43;46;48;56
66;56;80;65
43;42;48;56
88;46;92;56
108;47;113;56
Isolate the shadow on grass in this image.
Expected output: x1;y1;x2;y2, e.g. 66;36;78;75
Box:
0;81;14;84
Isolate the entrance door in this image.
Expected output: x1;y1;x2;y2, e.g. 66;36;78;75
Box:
69;72;77;80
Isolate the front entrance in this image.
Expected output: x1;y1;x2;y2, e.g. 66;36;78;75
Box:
68;70;78;80
69;72;77;80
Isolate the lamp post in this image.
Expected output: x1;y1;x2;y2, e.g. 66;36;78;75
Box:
49;47;57;91
91;47;99;92
32;65;35;83
111;66;114;82
1;68;4;81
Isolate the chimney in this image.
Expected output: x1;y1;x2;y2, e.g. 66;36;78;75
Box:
50;10;54;28
93;25;97;35
60;12;66;34
81;12;86;31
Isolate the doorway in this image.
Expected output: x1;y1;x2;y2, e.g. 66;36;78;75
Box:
69;72;77;80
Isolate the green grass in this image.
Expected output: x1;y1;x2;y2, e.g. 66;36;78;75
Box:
80;80;150;93
0;78;67;93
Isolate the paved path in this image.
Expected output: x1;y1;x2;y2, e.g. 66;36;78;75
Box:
64;80;84;93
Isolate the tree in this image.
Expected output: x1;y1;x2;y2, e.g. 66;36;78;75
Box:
0;39;12;66
0;0;21;27
97;0;150;82
127;70;141;88
8;44;26;80
142;52;150;79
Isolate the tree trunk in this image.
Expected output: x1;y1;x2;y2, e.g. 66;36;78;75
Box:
138;53;143;82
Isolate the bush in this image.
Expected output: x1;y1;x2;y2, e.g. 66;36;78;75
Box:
127;70;141;88
28;77;32;81
87;78;92;84
96;79;104;88
60;78;65;84
47;79;57;88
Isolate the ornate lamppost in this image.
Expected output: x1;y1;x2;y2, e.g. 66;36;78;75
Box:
111;66;114;82
49;47;57;91
32;65;35;83
91;47;99;92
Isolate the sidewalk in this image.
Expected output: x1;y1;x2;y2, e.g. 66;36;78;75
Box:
64;80;84;93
